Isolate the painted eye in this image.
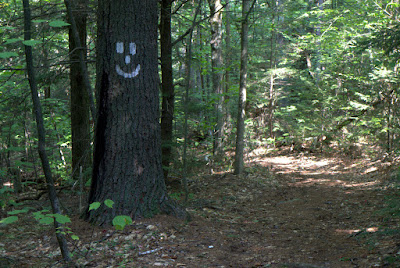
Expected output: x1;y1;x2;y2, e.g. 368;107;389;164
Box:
129;43;136;55
116;42;124;54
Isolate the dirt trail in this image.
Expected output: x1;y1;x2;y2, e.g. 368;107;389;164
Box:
1;152;398;267
149;152;397;267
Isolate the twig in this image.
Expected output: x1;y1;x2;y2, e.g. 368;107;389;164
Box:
138;247;163;256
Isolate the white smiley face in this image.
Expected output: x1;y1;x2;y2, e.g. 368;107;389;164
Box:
115;42;141;78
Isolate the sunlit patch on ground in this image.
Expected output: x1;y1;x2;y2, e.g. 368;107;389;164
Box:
335;227;379;235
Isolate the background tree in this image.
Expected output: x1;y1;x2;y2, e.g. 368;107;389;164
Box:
22;0;71;263
85;0;185;224
160;0;175;183
208;0;225;156
1;0;400;221
68;0;92;182
234;0;252;175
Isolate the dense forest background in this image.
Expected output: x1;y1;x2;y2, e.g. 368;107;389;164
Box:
1;0;400;267
1;0;400;186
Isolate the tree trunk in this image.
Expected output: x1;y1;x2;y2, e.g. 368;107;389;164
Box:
268;0;279;138
234;0;251;175
224;1;232;132
64;0;96;124
208;0;225;156
22;0;72;264
85;0;186;224
160;0;175;183
68;0;91;181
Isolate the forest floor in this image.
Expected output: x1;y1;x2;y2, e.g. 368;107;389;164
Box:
1;148;400;267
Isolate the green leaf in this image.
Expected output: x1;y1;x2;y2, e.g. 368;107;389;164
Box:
0;216;18;225
7;208;30;215
49;20;70;27
53;214;71;224
39;217;54;225
1;26;16;30
89;202;101;211
22;40;43;47
0;52;18;59
71;235;80;240
112;215;133;231
5;38;22;44
104;199;114;208
32;19;47;23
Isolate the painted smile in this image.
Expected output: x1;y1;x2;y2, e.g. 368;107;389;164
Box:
115;42;140;78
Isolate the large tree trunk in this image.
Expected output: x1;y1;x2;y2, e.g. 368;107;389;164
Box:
208;0;225;156
69;0;91;181
160;0;175;183
85;0;186;224
234;0;251;175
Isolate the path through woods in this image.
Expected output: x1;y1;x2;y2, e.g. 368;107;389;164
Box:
1;151;399;267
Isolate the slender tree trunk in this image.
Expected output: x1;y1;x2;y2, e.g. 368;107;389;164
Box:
41;38;51;98
182;30;194;205
85;0;186;224
160;0;175;183
316;0;324;132
224;0;232;139
68;0;91;181
22;0;72;264
268;0;280;138
315;0;324;84
208;0;224;156
234;0;251;175
64;0;96;124
182;0;202;203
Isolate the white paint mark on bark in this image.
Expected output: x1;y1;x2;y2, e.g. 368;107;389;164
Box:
116;42;140;78
130;42;136;55
116;65;141;78
116;42;124;53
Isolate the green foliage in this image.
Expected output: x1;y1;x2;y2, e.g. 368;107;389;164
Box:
0;51;18;58
0;0;399;237
22;40;43;47
112;215;133;231
169;192;194;201
104;199;114;208
0;206;72;228
32;210;71;225
7;207;31;215
89;202;101;211
0;186;14;209
71;234;80;240
0;215;18;225
379;194;400;220
89;200;133;230
49;20;70;28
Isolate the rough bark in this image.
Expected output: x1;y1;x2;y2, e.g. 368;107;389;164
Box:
234;0;251;175
85;0;186;224
64;0;96;123
160;0;175;183
208;0;225;156
68;0;91;181
22;0;72;264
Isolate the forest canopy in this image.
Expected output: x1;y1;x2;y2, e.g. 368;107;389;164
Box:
1;0;400;266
